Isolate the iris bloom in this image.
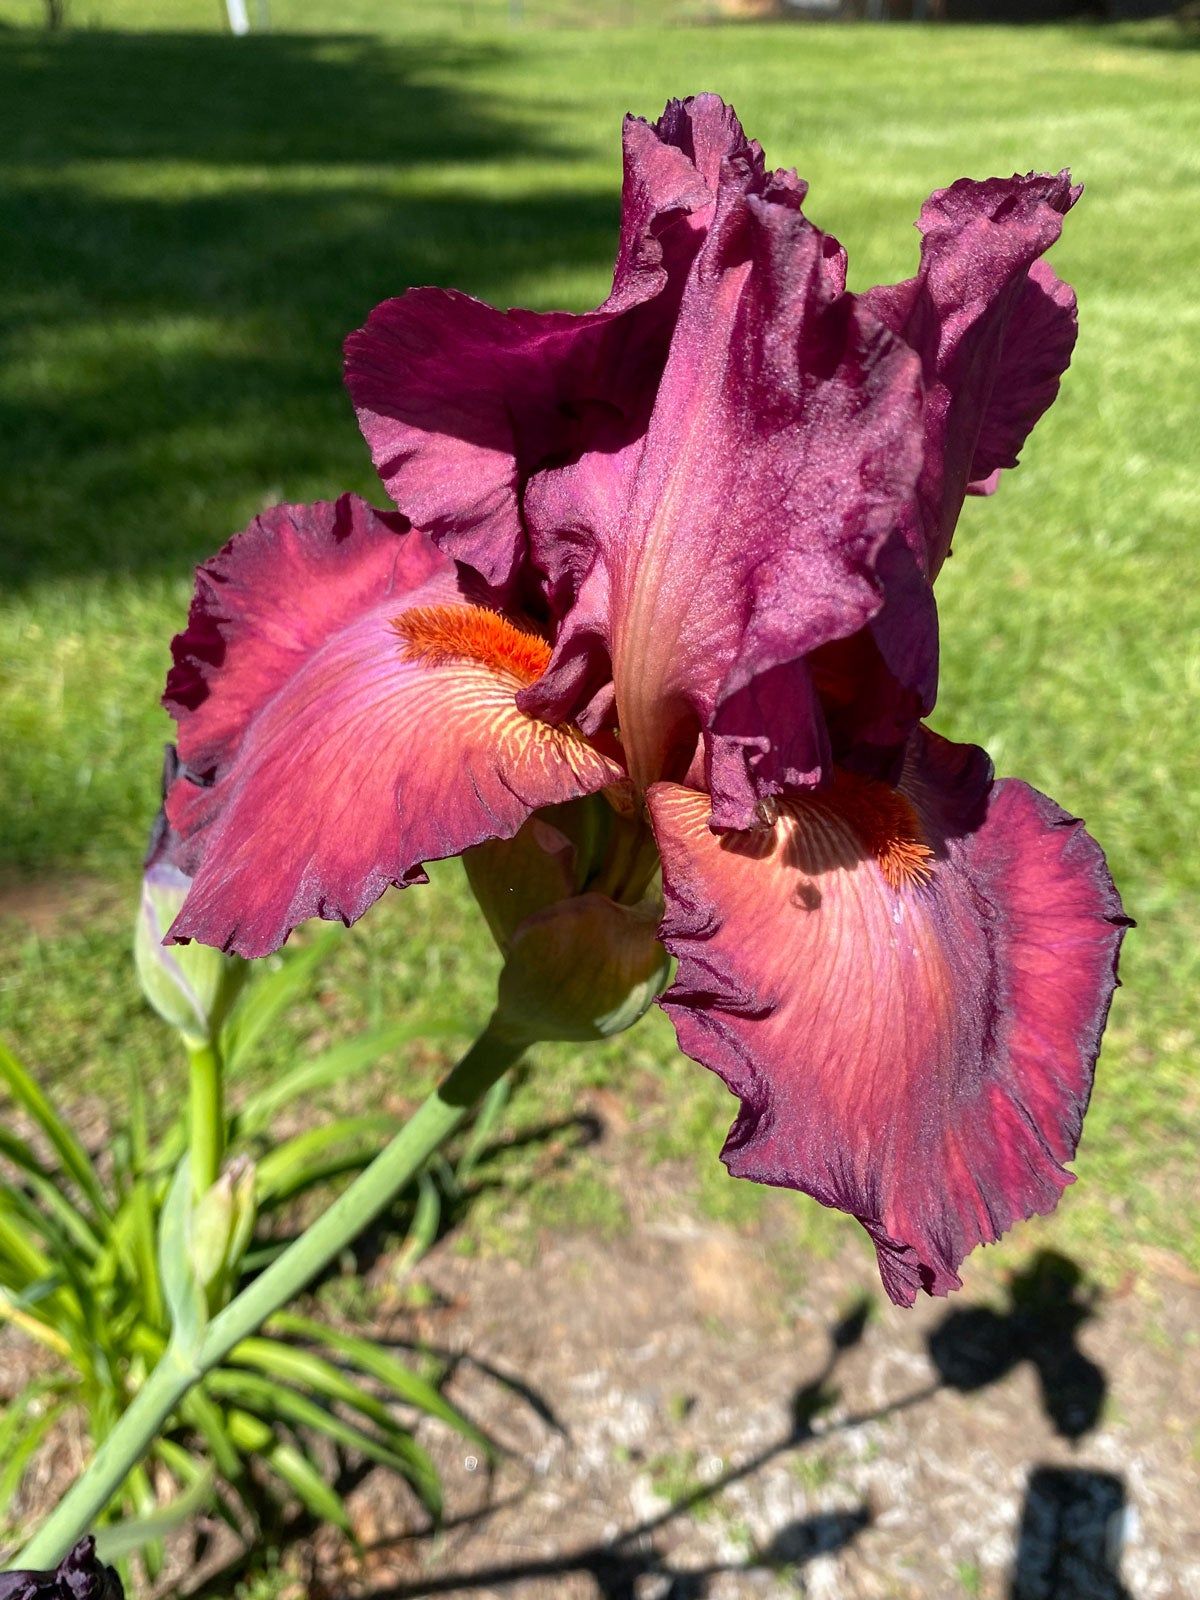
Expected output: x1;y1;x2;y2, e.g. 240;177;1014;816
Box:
163;97;1127;1305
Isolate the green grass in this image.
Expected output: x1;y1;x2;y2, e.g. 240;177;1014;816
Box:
1;6;1198;1286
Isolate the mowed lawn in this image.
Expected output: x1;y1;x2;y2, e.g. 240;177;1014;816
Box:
1;6;1198;1287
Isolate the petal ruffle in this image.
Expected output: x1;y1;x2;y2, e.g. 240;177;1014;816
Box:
864;171;1080;579
343;96;757;591
164;496;620;957
649;728;1128;1305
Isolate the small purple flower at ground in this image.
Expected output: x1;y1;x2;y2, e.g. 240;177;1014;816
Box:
0;1538;124;1600
160;96;1128;1304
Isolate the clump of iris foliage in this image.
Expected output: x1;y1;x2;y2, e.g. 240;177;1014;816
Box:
0;916;495;1582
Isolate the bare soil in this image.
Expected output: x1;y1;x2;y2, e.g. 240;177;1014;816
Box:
303;1185;1200;1600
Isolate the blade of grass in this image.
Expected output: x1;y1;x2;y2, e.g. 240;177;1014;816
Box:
255;1116;396;1204
236;1020;459;1137
456;1073;512;1186
0;1400;67;1512
392;1170;441;1277
220;928;341;1072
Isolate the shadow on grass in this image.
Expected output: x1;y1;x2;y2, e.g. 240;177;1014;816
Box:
0;27;617;587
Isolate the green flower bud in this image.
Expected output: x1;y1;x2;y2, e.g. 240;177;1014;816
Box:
467;798;670;1046
189;1155;257;1311
495;891;670;1044
463;795;614;949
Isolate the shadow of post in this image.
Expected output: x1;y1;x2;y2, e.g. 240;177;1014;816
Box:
1010;1468;1132;1600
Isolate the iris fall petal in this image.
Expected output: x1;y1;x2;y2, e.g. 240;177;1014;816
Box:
649;728;1128;1305
164;496;619;957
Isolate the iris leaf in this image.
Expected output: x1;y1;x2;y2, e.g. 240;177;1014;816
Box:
0;1130;102;1260
205;1368;442;1514
95;1462;216;1564
265;1441;354;1535
268;1310;488;1452
0;1040;109;1219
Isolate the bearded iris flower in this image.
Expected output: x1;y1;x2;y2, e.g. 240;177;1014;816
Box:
162;96;1127;1306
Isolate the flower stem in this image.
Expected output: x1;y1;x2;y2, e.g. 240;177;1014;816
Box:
187;1040;224;1198
12;1021;524;1571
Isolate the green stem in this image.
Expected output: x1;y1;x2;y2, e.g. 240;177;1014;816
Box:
12;1023;523;1572
187;1040;224;1199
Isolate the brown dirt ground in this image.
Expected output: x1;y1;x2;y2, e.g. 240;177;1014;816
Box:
298;1219;1200;1600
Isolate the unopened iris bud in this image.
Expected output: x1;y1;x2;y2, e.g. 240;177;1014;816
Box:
133;747;245;1048
495;892;669;1044
463;795;613;948
189;1155;257;1310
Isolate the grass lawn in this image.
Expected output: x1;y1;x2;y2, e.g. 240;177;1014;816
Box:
1;4;1198;1290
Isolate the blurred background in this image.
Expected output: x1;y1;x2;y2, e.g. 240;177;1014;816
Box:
1;0;1198;1596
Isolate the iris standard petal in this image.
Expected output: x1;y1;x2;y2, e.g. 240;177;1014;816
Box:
966;258;1078;492
527;164;922;820
863;171;1080;579
164;496;619;957
648;728;1128;1306
343;96;757;591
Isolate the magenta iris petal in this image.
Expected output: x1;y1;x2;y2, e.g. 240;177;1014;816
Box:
863;170;1080;580
525;166;923;823
967;258;1079;491
164;495;619;957
343;95;758;592
649;729;1129;1306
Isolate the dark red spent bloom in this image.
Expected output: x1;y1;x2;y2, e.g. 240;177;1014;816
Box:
0;1539;124;1600
163;95;1126;1303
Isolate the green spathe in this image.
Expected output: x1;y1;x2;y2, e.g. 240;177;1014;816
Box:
495;892;669;1044
134;863;245;1047
465;798;669;1044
